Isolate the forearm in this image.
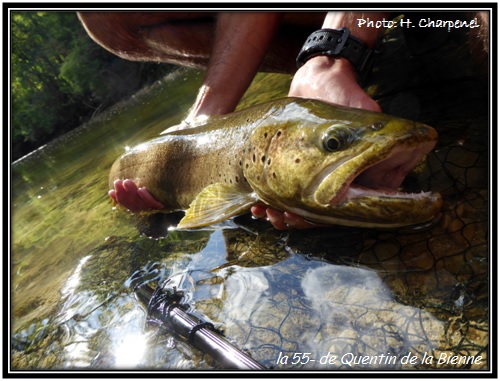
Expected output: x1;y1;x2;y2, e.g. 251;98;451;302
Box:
187;12;283;119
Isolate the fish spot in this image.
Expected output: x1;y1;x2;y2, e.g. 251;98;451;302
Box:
277;130;282;138
245;163;249;169
239;160;242;167
252;153;256;163
267;158;271;165
272;172;277;179
264;132;268;138
295;158;301;164
257;175;260;181
261;155;266;163
235;176;239;183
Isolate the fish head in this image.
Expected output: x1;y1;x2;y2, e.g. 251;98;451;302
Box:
243;98;442;228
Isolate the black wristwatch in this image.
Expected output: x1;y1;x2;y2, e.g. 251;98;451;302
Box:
296;28;374;79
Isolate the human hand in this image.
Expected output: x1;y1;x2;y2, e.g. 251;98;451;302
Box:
250;205;329;231
289;55;381;112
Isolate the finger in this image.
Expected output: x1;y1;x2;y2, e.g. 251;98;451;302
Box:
113;179;142;212
266;208;290;231
122;179;139;192
112;179;127;201
137;187;165;209
108;189;118;204
284;211;331;229
250;204;267;219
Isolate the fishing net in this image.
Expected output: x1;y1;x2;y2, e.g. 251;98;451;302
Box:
11;13;489;372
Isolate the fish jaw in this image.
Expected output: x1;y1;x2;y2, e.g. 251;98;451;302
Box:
304;130;442;228
318;140;437;206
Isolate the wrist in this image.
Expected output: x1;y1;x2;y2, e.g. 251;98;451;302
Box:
297;55;358;81
295;27;374;83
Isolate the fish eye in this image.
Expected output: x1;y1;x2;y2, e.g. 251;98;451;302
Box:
322;127;352;152
324;136;341;151
370;122;384;131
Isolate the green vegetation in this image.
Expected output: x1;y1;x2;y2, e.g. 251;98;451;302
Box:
11;11;174;161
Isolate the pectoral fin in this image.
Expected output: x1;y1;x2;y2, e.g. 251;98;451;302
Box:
177;183;260;229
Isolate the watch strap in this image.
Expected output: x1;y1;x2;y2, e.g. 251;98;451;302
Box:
296;28;373;78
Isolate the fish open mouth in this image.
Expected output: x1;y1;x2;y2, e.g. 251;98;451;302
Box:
329;140;439;205
299;138;443;228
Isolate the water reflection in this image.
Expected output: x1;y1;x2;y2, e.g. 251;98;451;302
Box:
221;268;270;322
113;331;148;368
299;265;444;369
195;251;446;370
10;22;489;373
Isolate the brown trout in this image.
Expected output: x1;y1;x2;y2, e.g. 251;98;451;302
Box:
109;97;442;229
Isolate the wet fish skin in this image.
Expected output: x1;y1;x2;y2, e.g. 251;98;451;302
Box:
109;97;442;229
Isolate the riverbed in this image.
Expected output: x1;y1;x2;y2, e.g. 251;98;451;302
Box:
10;24;490;373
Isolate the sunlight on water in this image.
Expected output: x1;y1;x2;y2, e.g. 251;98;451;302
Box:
10;23;490;373
61;255;92;297
113;333;148;368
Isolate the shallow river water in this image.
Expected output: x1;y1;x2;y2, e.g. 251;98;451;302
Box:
10;25;490;373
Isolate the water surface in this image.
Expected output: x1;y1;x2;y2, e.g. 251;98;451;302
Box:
10;26;489;372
